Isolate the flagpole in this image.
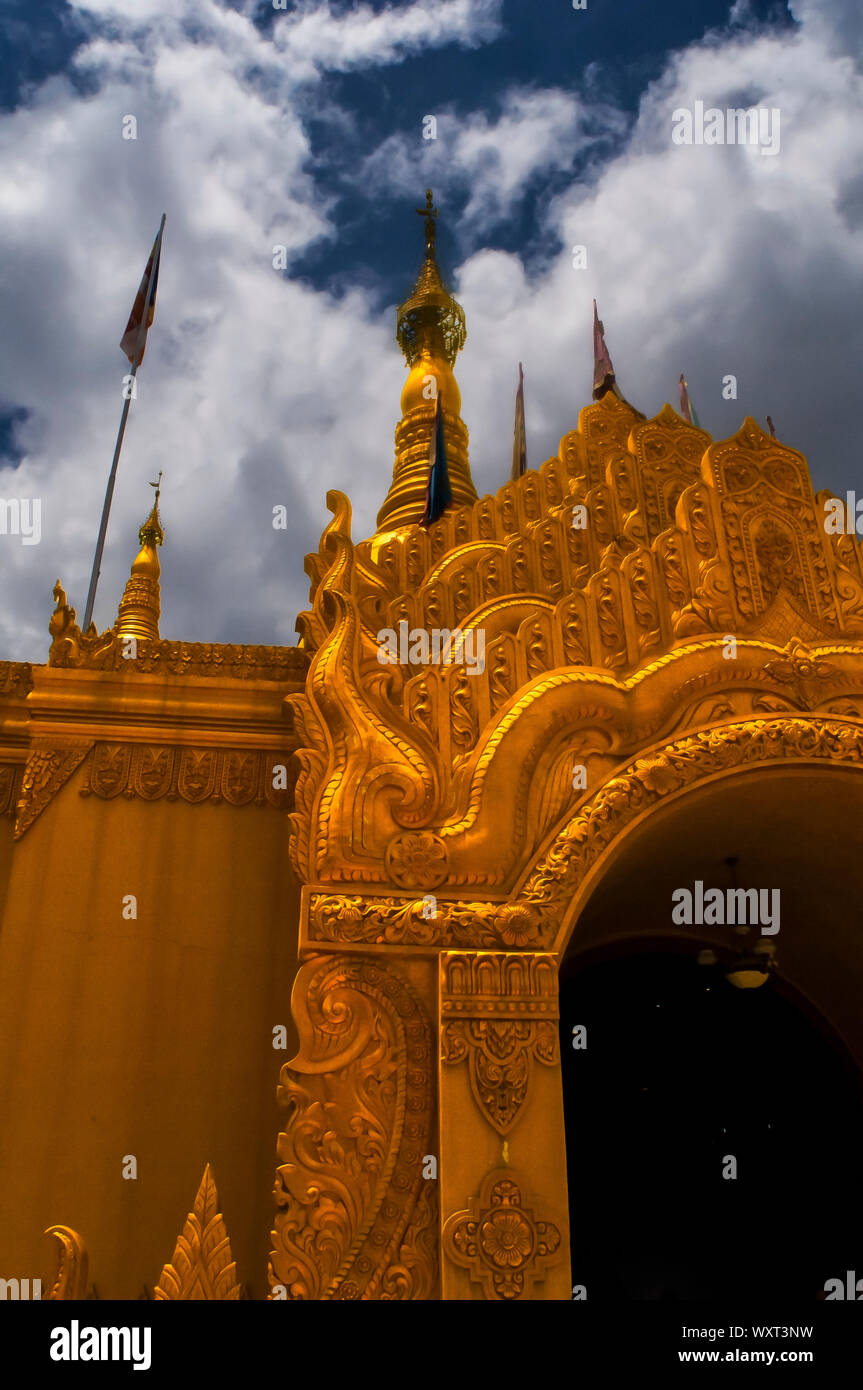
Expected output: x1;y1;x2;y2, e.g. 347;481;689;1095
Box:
82;214;165;633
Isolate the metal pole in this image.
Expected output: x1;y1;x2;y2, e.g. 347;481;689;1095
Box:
82;214;165;633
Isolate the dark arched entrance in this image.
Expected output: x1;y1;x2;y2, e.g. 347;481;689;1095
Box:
560;943;863;1299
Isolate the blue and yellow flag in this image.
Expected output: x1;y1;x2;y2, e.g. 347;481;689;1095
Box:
420;391;452;526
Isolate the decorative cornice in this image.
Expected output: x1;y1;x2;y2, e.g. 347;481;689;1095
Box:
11;740;294;835
48;608;308;683
303;714;863;951
155;1164;241;1300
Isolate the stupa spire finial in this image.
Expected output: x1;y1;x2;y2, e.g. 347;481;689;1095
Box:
376;192;476;533
114;476;164;643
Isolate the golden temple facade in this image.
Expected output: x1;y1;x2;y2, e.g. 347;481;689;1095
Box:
2;196;863;1300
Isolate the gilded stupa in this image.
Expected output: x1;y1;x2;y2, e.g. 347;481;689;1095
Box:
114;474;164;643
1;194;863;1301
377;188;475;532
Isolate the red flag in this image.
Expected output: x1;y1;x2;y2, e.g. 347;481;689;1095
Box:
592;299;615;400
120;221;164;366
511;362;526;481
679;373;701;428
679;373;692;422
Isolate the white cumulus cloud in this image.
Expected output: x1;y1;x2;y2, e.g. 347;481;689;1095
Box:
1;0;862;664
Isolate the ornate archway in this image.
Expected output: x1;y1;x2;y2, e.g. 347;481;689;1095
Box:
272;391;863;1299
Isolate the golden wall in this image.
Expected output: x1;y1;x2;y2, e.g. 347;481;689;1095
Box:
0;651;304;1299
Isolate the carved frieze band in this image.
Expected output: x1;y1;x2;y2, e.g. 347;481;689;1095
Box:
441;953;559;1134
308;893;556;949
443;1167;562;1300
269;954;438;1300
80;743;293;808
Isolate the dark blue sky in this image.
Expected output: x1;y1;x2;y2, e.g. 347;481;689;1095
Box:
0;0;795;316
286;0;795;300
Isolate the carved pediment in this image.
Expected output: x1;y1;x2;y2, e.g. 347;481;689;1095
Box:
289;406;863;891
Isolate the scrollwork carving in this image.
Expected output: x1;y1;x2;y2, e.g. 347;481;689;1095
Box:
522;716;863;927
307;893;556;949
269;956;436;1300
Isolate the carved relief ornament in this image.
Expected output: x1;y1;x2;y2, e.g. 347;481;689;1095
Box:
303;716;863;951
155;1164;241;1300
269;955;438;1300
14;740;92;839
443;1168;562;1300
441;953;560;1134
80;742;293;809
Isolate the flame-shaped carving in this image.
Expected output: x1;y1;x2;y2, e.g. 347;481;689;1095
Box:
154;1165;241;1300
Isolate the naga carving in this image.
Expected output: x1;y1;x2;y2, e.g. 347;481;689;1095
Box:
44;1226;94;1300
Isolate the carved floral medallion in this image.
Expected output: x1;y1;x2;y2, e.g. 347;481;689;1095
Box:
443;1170;562;1300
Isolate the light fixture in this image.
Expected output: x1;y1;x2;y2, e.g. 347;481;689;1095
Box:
725;939;777;990
694;858;778;989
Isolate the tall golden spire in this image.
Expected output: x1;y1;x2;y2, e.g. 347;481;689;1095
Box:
114;473;163;643
376;190;476;532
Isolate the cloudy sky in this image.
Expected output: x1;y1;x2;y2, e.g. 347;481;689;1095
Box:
1;0;861;660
